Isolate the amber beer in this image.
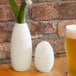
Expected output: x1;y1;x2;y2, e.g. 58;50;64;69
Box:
65;25;76;75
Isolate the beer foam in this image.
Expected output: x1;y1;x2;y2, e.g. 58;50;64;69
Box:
66;25;76;39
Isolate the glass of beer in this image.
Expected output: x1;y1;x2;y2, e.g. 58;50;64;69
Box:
65;25;76;76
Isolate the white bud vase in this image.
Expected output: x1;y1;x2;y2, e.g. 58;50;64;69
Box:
11;23;32;71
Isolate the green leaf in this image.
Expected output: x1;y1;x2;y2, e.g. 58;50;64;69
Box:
18;1;26;23
9;0;19;22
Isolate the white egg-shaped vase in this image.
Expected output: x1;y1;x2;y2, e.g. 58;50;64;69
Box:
11;23;32;71
35;41;54;72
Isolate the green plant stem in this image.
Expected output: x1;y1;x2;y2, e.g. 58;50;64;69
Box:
9;0;19;22
18;1;26;23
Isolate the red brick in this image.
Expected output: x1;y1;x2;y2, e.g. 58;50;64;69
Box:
32;38;65;57
28;4;51;20
28;2;76;20
0;38;65;59
0;22;14;42
57;20;76;37
0;43;10;59
48;38;65;54
43;22;56;34
0;21;56;42
28;21;56;38
33;0;76;2
0;5;15;21
0;0;21;4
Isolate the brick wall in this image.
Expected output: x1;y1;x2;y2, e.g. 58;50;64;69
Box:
0;0;76;63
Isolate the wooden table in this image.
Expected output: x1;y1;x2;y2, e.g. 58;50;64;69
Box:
0;57;68;76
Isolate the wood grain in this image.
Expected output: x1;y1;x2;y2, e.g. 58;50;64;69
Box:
0;57;68;76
